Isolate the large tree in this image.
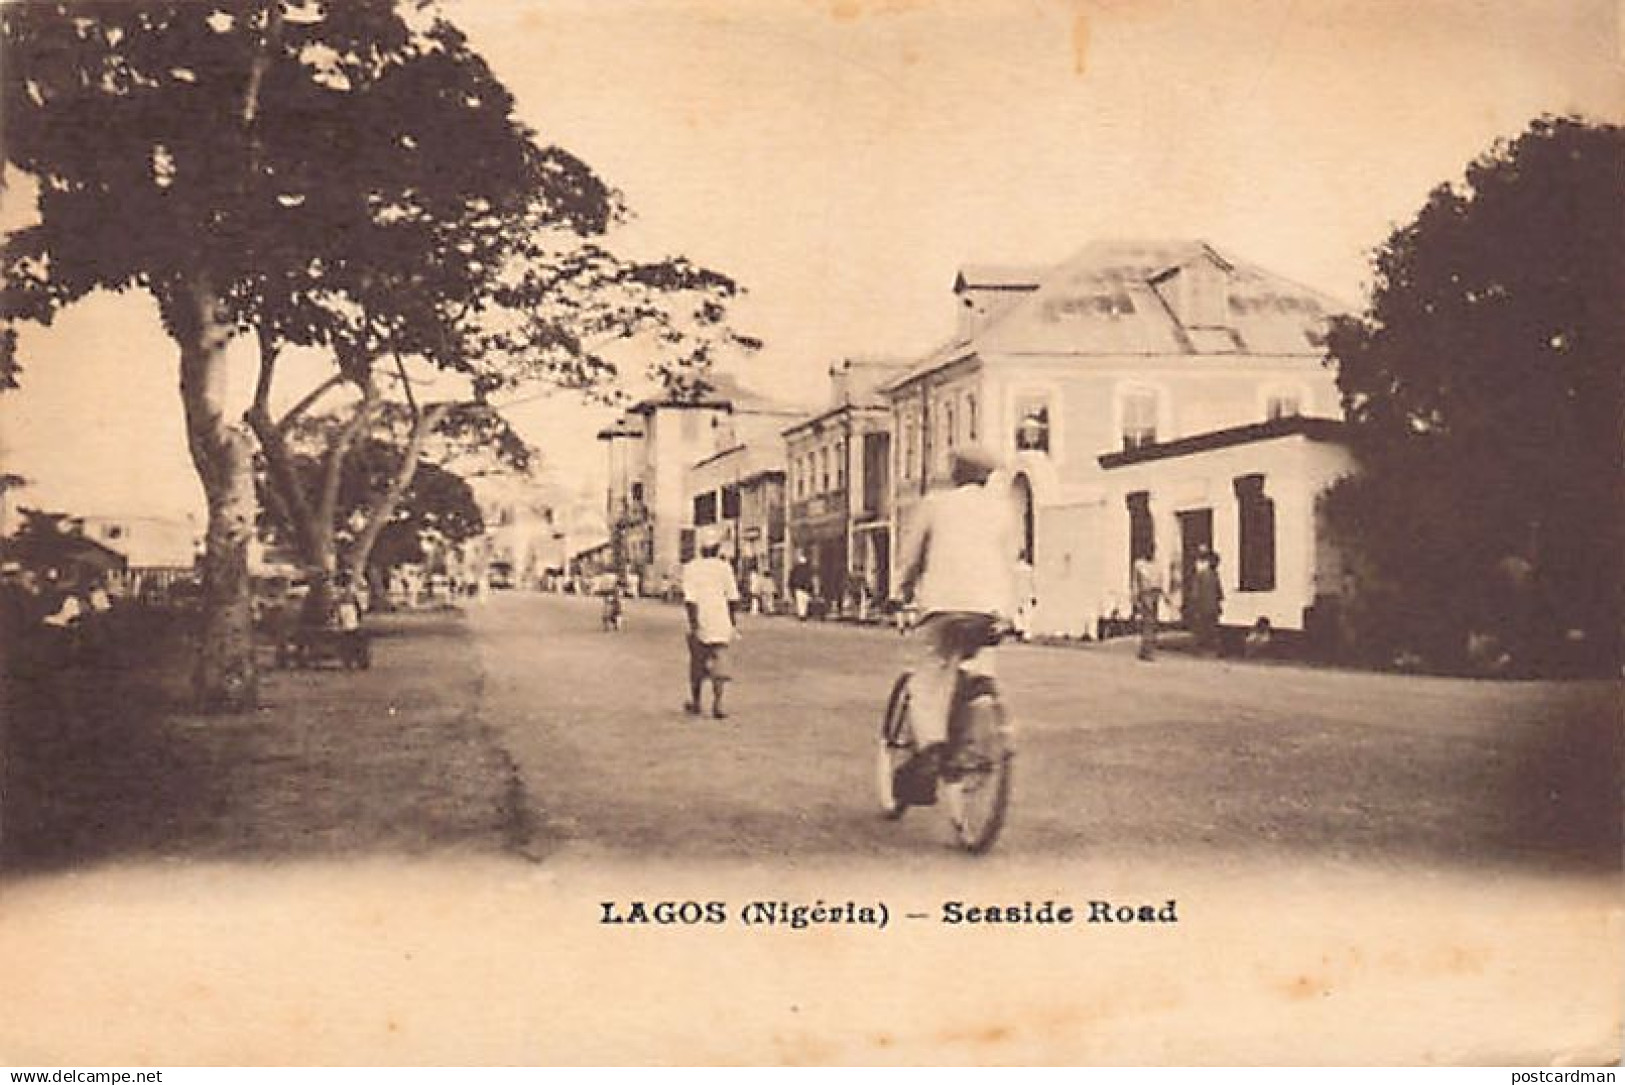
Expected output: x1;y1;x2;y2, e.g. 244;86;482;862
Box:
1322;116;1624;672
256;424;485;588
1;2;753;708
247;222;751;619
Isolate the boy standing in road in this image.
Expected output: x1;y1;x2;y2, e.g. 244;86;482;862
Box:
682;541;741;719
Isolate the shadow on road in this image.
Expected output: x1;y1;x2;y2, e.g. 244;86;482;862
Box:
1;612;533;876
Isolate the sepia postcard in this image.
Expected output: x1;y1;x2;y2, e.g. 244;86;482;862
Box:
0;0;1620;1067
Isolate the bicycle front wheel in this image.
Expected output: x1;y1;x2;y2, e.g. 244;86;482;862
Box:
876;672;916;820
943;684;1013;853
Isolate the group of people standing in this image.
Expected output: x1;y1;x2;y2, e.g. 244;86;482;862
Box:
0;564;119;674
1131;545;1226;662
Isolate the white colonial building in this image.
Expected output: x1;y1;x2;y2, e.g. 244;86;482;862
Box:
883;240;1354;638
601;374;803;594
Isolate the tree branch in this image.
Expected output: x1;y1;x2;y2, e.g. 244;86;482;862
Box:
245;405;323;570
347;402;453;582
275;374;346;433
392;351;420;419
252;323;279;418
317;378;380;541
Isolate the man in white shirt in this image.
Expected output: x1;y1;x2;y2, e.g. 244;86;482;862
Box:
681;541;741;719
1131;547;1164;661
895;447;1018;760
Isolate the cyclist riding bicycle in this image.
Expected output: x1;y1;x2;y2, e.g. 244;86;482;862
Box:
894;446;1018;782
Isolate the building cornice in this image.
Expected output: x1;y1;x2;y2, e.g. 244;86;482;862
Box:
1097;415;1346;469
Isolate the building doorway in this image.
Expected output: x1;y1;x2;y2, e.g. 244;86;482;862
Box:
871;532;890;602
1177;508;1213;624
1012;473;1035;564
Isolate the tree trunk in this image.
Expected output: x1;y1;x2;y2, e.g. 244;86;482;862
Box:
344;403;451;587
248;411;336;616
248;366;378;624
176;275;258;712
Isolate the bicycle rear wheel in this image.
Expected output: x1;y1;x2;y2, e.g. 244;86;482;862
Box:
943;683;1013;853
876;672;916;820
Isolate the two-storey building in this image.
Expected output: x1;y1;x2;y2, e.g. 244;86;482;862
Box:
783;358;911;614
599;394;730;594
884;240;1353;638
602;375;803;595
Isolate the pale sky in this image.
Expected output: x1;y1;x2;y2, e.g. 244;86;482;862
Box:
1;0;1619;521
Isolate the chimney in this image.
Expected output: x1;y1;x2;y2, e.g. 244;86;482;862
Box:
953;267;1040;338
828;361;851;408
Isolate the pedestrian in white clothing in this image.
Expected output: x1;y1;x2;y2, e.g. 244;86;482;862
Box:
682;542;741;719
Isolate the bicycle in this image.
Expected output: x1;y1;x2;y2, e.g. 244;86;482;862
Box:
876;612;1015;853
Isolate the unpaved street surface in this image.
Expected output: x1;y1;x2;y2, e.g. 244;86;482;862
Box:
479;592;1618;872
1;592;1618;1065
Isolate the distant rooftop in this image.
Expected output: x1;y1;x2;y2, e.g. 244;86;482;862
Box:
626;369;800;416
953;265;1044;292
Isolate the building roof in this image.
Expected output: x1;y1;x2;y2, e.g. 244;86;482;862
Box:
879;335;976;394
75;513;198;568
625;369;801;418
889;240;1348;391
953;265;1044;292
1097;415;1346;469
690;439;786;477
827;357;914;409
1;530;129;575
782;397;892;440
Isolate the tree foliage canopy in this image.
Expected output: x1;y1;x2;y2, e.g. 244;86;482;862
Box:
2;1;756;392
2;2;758;708
2;2;609;355
257;428;483;568
1323;116;1624;670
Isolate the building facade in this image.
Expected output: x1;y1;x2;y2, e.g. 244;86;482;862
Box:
687;441;787;592
884;240;1352;637
602;376;803;595
599;397;728;594
782;359;909;615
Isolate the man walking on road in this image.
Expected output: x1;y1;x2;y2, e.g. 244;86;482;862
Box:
682;540;741;719
788;551;814;621
1131;546;1164;661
